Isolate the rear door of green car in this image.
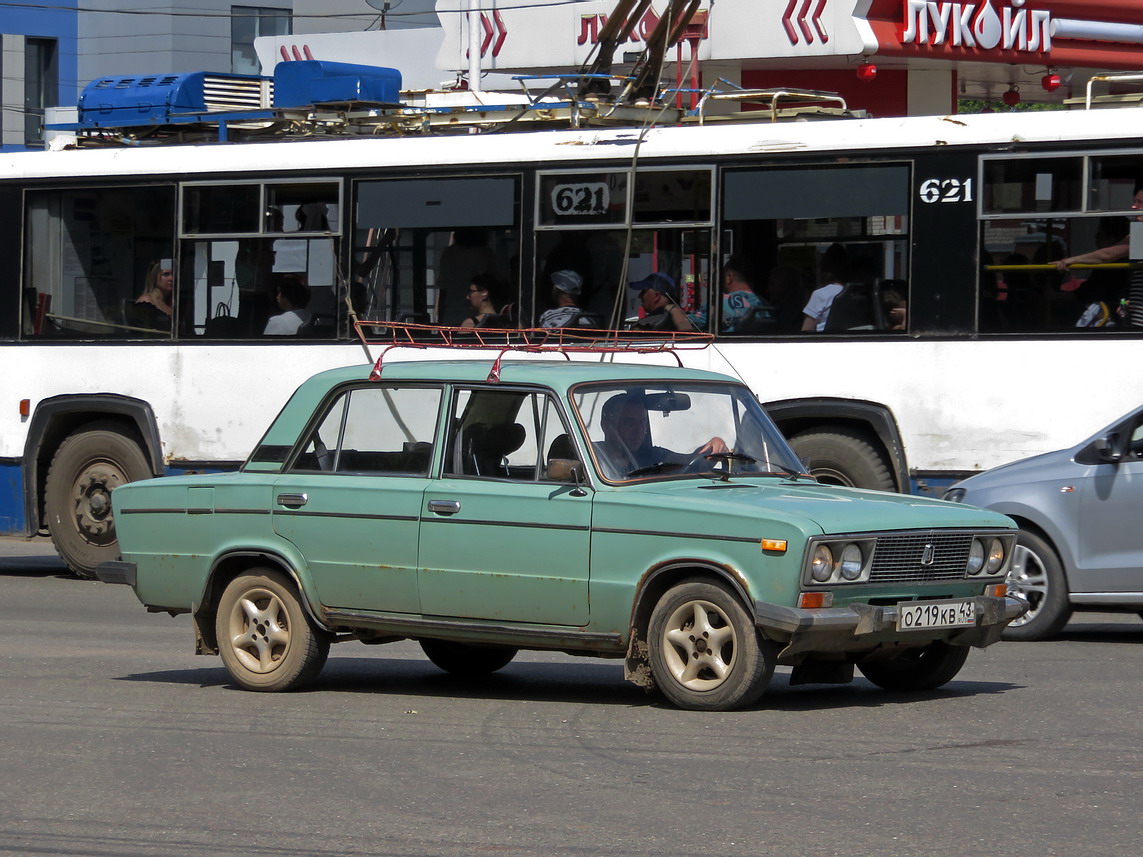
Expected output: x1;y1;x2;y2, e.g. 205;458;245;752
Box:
271;383;441;614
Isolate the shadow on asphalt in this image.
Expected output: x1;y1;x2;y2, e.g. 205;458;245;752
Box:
0;554;70;578
118;655;1023;711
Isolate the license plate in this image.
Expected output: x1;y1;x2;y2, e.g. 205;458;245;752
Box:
897;599;976;631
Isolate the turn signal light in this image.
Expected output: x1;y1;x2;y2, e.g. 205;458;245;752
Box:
986;583;1008;598
761;538;787;553
799;592;833;609
19;399;30;417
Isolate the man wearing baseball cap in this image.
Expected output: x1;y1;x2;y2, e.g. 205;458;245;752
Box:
628;272;696;332
540;270;600;328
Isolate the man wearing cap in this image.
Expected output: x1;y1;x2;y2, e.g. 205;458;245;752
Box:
540;270;600;328
628;272;696;332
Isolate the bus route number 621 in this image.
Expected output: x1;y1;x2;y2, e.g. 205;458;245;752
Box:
919;178;974;204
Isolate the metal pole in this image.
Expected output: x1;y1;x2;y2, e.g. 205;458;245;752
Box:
468;0;482;92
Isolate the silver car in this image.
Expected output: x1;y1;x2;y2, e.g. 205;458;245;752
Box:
943;406;1143;641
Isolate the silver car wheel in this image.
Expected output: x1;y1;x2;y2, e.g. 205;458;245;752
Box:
1006;544;1048;628
659;598;738;691
227;585;293;673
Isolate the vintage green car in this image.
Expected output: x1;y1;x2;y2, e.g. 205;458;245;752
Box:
98;358;1025;711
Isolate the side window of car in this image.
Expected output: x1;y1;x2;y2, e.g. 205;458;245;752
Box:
445;388;574;481
293;385;441;475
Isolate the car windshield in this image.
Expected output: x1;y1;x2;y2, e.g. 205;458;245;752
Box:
573;382;806;482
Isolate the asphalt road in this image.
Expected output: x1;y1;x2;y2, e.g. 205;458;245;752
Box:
2;536;1142;857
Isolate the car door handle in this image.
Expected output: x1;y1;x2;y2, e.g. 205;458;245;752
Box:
276;493;308;508
427;499;461;515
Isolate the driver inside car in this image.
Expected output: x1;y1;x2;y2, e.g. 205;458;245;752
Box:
595;392;729;479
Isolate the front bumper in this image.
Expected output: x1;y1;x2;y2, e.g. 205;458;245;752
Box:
755;594;1029;661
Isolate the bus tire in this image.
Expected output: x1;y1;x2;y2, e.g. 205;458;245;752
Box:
788;428;895;492
44;423;153;579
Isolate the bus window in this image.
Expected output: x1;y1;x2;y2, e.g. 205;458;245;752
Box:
979;154;1135;333
535;227;710;330
722;164;909;334
23;185;176;339
1088;155;1143;211
353;176;520;327
534;168;713;330
181;180;342;338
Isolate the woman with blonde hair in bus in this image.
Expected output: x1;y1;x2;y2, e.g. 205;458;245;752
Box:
132;259;174;330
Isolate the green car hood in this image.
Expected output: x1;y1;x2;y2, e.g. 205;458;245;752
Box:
609;478;1014;536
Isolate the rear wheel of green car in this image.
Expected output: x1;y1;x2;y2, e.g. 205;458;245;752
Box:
215;569;329;692
858;641;970;691
648;579;775;711
419;639;518;676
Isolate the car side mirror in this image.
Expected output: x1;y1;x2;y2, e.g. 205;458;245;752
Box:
548;457;585;491
1092;434;1123;463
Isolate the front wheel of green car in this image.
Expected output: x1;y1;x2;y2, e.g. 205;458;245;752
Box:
858;641;970;692
647;579;774;711
215;569;329;692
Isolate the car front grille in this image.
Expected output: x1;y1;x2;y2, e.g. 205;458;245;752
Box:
868;531;974;584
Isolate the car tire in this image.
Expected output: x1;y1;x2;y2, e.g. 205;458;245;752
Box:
44;423;153;579
858;641;970;691
1001;530;1071;641
419;639;518;676
647;579;774;711
215;569;329;692
787;428;896;492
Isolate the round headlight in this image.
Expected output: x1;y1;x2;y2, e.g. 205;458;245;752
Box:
967;539;985;575
839;543;864;580
986;538;1006;574
810;545;834;582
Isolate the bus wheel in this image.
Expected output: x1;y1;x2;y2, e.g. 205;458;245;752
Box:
44;423;152;579
788;428;895;492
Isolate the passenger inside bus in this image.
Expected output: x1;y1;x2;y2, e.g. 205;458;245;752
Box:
627;273;696;332
128;259;174;331
460;274;514;329
263;273;312;335
717;255;777;334
438;229;498;326
801;243;849;331
539;270;600;328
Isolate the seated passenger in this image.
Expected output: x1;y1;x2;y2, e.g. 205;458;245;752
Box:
627;273;696;332
595;392;728;479
460;274;512;329
539;270;600;328
131;259;174;330
263;274;312;335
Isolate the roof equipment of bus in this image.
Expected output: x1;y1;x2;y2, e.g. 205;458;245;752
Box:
357;321;714;382
1063;71;1143;109
57;57;858;146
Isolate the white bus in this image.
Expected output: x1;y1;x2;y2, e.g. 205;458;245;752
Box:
4;80;1143;575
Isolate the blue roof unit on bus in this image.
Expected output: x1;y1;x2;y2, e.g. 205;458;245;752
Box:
273;61;402;107
74;62;402;129
77;71;272;128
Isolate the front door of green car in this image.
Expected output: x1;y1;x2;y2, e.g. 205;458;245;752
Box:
271;383;442;614
417;387;591;626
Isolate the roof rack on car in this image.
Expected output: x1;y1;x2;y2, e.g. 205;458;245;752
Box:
356;321;713;382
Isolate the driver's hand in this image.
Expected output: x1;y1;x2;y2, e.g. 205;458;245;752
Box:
697;437;730;455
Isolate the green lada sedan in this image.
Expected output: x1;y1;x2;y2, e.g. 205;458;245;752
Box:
98;358;1026;711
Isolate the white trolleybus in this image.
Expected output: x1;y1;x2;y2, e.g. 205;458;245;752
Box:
3;59;1143;576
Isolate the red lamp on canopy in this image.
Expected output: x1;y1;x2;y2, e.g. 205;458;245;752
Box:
1002;85;1021;107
